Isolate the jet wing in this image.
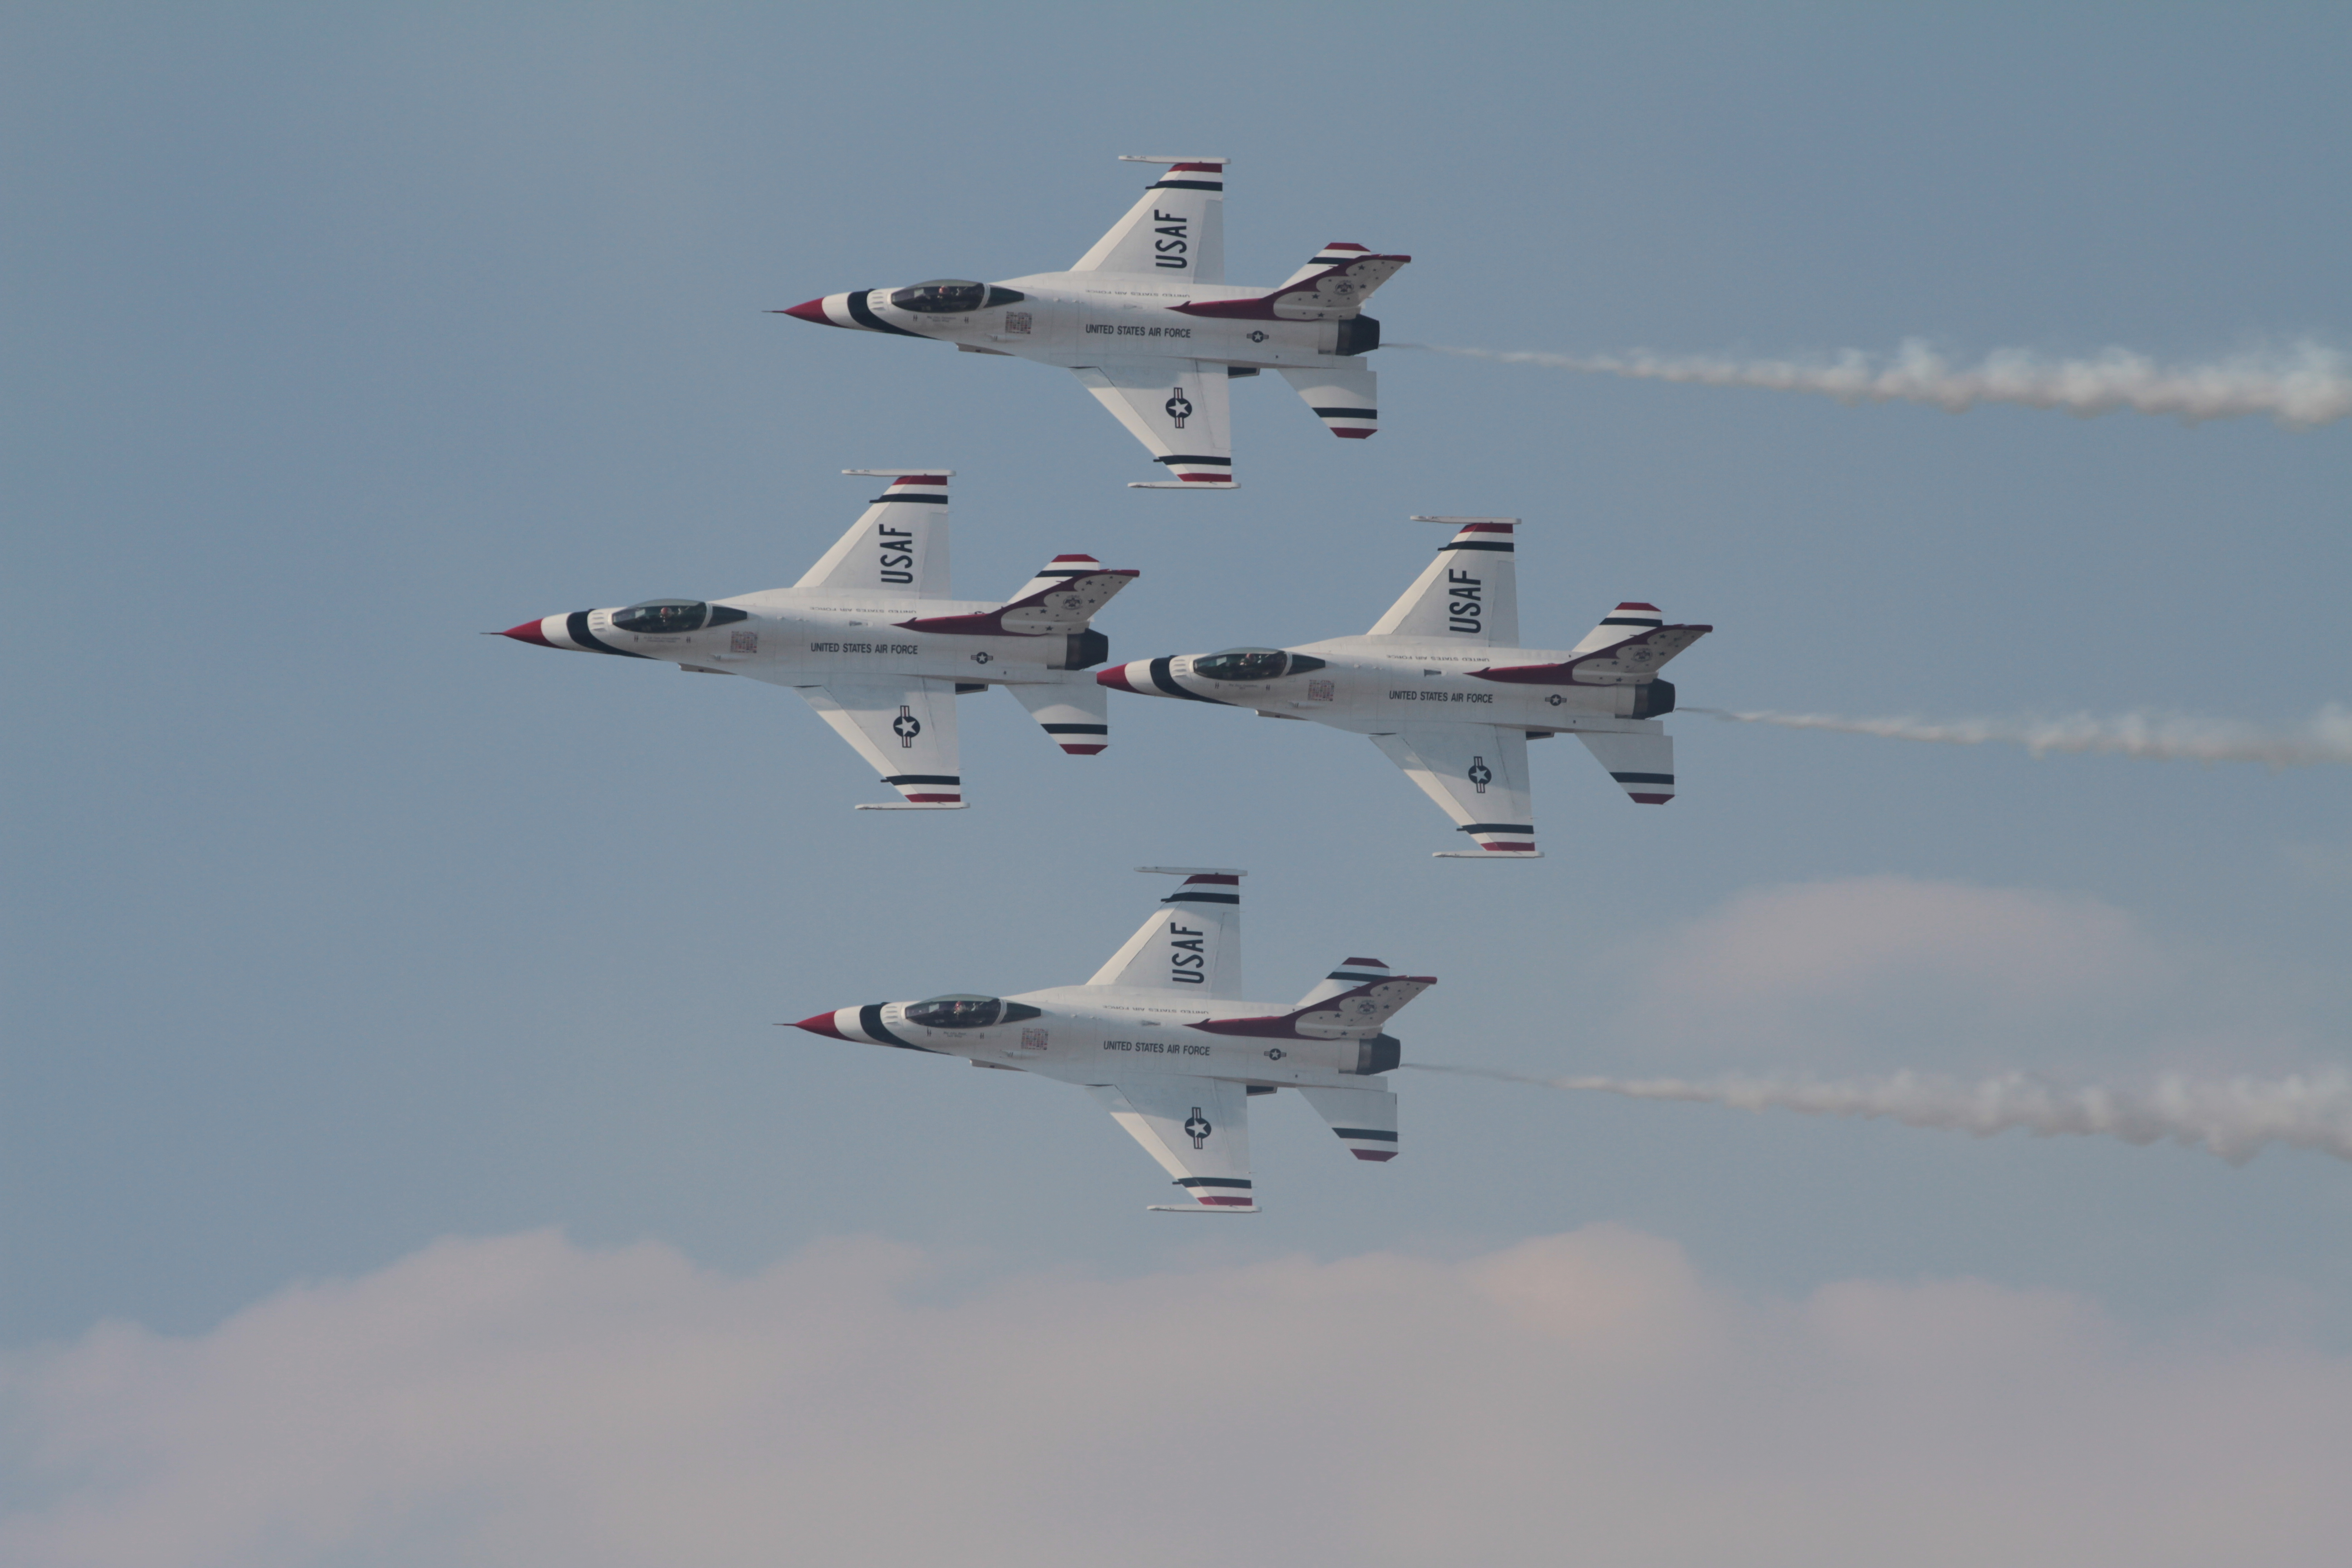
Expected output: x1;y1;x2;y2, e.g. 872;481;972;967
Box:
795;677;965;808
1366;519;1519;645
1073;360;1235;488
1085;1075;1256;1210
793;473;953;598
1368;724;1540;857
1072;158;1225;283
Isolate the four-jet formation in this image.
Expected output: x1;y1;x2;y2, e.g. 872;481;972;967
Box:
793;869;1433;1211
1098;519;1712;856
497;472;1136;808
776;157;1409;489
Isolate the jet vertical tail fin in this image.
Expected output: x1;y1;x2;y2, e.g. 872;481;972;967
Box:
1086;869;1245;998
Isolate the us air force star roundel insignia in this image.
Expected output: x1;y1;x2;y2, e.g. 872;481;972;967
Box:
1546;693;1565;706
1184;1108;1211;1148
1468;757;1493;792
970;650;992;665
892;707;921;745
1264;1047;1286;1061
1165;389;1193;427
1248;330;1268;343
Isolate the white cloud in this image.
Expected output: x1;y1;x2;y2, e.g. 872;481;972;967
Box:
7;1227;2352;1568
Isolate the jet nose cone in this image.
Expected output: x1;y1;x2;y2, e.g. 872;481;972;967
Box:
499;619;553;646
792;1011;847;1039
775;298;831;324
1095;664;1138;693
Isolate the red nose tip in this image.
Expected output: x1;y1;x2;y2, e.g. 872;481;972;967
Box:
500;620;553;646
775;298;831;324
792;1011;846;1039
1095;665;1137;693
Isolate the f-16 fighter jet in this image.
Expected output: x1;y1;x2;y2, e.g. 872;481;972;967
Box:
776;157;1408;490
1097;519;1711;858
794;868;1432;1211
497;471;1136;809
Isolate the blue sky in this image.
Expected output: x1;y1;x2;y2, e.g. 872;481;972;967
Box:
5;6;2350;1563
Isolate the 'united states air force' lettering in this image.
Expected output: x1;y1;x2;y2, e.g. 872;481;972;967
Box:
877;525;914;585
1168;921;1206;984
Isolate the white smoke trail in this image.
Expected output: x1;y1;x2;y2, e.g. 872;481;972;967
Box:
1684;705;2352;769
1398;339;2352;430
1408;1063;2352;1165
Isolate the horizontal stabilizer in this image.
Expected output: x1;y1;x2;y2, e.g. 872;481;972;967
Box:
1578;728;1676;805
1191;972;1434;1041
1279;363;1378;440
1174;248;1411;322
1296;1083;1399;1162
895;562;1138;636
1007;678;1111;755
1474;623;1712;686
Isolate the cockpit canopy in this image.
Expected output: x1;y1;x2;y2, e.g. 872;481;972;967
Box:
611;600;750;635
1191;648;1328;682
888;279;1026;314
903;995;1044;1031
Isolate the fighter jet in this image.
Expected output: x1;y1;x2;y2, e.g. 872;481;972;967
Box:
776;157;1408;490
497;471;1136;809
793;868;1431;1211
1097;519;1712;857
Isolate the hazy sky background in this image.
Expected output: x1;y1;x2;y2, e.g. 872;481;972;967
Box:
6;5;2350;1563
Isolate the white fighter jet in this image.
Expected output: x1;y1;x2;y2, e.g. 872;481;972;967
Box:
776;157;1408;490
1098;519;1712;857
793;868;1431;1211
497;471;1137;809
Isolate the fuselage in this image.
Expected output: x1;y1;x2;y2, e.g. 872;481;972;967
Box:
512;587;1104;689
807;985;1399;1091
1102;634;1677;734
790;269;1378;373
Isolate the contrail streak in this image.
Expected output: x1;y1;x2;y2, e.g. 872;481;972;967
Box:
1397;339;2352;429
1407;1063;2352;1164
1684;706;2352;769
